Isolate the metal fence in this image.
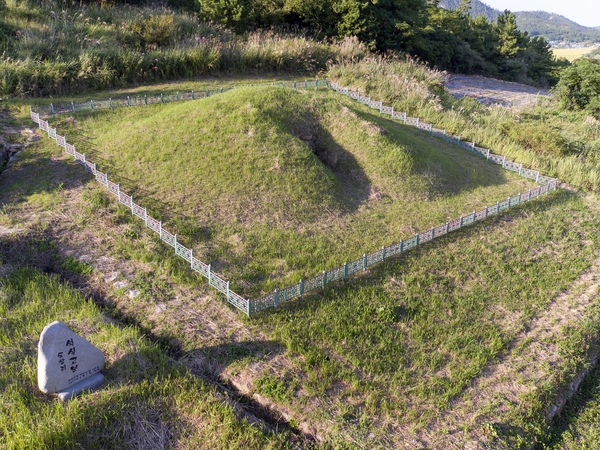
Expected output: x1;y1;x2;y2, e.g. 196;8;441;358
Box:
30;78;560;316
29;109;252;315
34;80;328;119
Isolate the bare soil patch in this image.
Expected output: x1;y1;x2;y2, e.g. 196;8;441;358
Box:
444;74;551;107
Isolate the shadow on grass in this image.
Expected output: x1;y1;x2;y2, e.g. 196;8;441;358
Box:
0;142;88;205
258;188;576;319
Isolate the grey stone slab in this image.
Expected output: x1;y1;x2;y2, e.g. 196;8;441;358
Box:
38;321;105;394
57;373;105;401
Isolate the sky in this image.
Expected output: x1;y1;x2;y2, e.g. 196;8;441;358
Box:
480;0;600;28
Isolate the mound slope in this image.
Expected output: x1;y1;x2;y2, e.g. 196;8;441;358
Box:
57;86;537;293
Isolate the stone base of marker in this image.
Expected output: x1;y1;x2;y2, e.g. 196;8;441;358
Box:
38;321;105;401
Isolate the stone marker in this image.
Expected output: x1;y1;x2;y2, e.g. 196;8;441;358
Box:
38;321;105;401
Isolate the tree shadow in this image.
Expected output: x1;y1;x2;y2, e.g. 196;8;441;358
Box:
0;142;86;205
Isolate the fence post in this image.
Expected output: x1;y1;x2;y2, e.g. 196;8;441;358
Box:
144;207;148;227
519;164;523;176
144;95;148;106
472;211;476;222
416;118;420;127
391;106;394;117
82;154;86;165
486;149;490;161
159;221;162;239
415;233;420;246
127;96;131;107
344;262;348;279
274;289;279;308
109;98;113;109
381;246;386;261
459;216;463;227
400;239;404;253
71;101;75;113
431;227;435;239
471;142;475;154
322;270;327;287
227;281;230;302
507;196;511;208
299;279;304;297
485;206;488;217
93;163;97;175
50;103;55;118
208;264;212;285
177;92;180;101
536;171;540;183
192;90;195;100
174;235;178;253
325;78;329;88
161;93;164;104
130;196;134;215
91;100;94;112
445;222;449;233
502;155;507;168
116;184;120;199
363;253;367;271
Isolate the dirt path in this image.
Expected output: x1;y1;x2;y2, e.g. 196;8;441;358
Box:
444;74;551;107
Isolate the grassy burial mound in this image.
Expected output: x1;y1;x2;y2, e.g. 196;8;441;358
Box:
51;85;539;295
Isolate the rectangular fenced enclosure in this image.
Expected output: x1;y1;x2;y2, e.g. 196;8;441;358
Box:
30;78;559;315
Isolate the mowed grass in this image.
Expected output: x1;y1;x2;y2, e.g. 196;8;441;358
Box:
0;267;290;450
46;85;537;295
249;189;600;445
552;47;598;61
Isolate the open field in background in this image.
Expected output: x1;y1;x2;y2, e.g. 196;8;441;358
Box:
38;86;537;296
3;83;600;448
552;47;598;62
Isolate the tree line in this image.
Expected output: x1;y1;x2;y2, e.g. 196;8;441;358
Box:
192;0;564;86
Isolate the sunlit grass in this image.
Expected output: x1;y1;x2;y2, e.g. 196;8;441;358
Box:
39;85;539;295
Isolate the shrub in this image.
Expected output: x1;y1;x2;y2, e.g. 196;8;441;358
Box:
555;58;600;115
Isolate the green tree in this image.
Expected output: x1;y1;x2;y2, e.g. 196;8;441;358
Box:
555;58;600;115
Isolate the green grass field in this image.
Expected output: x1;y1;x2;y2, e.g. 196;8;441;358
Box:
4;61;600;448
0;268;292;449
552;47;597;61
42;85;537;296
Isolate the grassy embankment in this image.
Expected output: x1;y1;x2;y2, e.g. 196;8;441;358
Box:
328;58;600;194
0;1;365;97
0;267;292;449
36;85;539;296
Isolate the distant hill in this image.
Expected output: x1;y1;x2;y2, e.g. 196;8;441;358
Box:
439;0;600;43
437;0;499;21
